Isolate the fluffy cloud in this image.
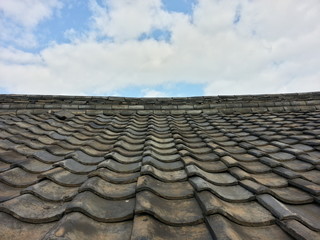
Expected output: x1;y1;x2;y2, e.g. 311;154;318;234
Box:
0;0;319;96
0;0;62;47
89;0;172;41
142;89;168;97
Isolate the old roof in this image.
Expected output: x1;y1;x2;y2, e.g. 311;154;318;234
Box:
0;92;319;240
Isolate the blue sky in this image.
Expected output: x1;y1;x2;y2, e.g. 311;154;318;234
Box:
0;0;319;97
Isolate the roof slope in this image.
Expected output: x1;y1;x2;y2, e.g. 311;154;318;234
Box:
0;92;319;240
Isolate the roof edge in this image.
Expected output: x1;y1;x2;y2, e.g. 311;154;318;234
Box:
0;92;319;115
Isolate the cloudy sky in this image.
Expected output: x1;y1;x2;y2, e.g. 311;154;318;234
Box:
0;0;319;97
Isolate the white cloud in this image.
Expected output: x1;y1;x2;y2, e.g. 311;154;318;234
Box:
0;0;62;47
0;0;62;27
142;89;168;97
0;0;320;96
88;0;182;41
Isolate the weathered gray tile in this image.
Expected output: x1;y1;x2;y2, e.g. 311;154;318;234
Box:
79;177;136;200
257;194;295;220
131;215;212;240
136;190;203;226
273;167;300;179
145;145;178;155
258;194;320;231
41;167;87;187
256;144;280;153
300;170;320;184
190;177;254;202
239;179;268;194
206;214;292;240
260;157;281;167
143;150;180;162
141;165;187;182
238;161;271;173
279;219;320;240
0;182;22;202
198;191;274;226
186;165;237;185
290;178;320;195
298;152;320;164
67;191;135;222
55;158;97;174
251;172;288;188
182;156;227;172
113;146;144;157
145;139;175;149
98;159;141;173
71;150;104;164
46;145;73;156
231;153;257;162
0;194;66;223
136;175;193;199
106;151;141;163
89;168;139;183
22;180;78;201
0;150;27;164
0;167;38;187
280;160;313;171
0;212;56;240
114;140;144;151
142;156;184;171
43;212;133;240
15;157;53;173
33;150;64;163
0;160;10;172
269;152;295;161
177;145;212;155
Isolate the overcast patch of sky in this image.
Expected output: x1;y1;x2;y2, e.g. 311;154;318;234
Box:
0;0;319;97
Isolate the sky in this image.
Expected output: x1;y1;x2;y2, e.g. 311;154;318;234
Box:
0;0;319;97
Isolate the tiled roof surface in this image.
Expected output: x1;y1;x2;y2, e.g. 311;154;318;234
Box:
0;93;319;240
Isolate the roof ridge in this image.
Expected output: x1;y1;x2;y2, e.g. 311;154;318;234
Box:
0;92;319;114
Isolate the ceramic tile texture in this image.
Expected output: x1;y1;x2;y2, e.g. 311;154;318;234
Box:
0;93;320;240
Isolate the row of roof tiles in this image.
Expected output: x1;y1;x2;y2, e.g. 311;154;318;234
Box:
0;100;319;239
